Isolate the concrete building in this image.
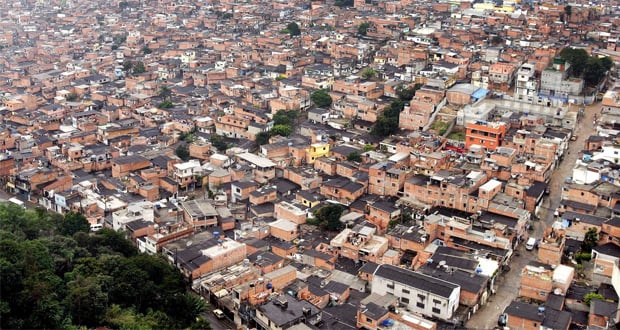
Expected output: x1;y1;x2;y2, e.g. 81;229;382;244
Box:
540;58;584;101
515;63;538;103
371;264;460;321
112;200;154;231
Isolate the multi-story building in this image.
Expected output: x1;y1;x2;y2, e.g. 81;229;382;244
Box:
371;264;460;321
368;162;407;197
540;58;584;101
515;63;538;103
465;121;507;151
488;62;516;92
112;200;154;231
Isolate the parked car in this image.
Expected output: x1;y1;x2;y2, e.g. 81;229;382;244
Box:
498;313;507;326
213;309;225;319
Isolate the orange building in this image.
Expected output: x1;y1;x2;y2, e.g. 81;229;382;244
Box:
465;121;507;150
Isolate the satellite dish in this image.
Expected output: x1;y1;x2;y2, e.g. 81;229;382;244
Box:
187;241;193;247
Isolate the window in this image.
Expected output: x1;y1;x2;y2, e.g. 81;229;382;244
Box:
417;294;425;300
387;283;394;289
366;317;372;323
432;307;441;314
581;192;585;196
401;297;409;304
433;299;441;304
402;289;410;294
416;302;425;309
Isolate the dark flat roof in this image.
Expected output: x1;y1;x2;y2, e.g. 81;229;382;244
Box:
593;243;620;258
504;301;545;322
374;264;459;298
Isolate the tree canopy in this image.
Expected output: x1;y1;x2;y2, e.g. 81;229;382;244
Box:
312;204;345;231
395;83;423;101
271;124;293;137
347;152;362;162
371;99;405;137
358;22;370;36
581;227;599;253
335;0;354;7
210;135;228;152
284;22;301;36
361;67;378;80
273;109;300;127
175;143;190;161
559;48;613;87
311;89;332;108
0;203;209;329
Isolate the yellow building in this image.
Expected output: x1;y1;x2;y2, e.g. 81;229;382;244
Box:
307;143;330;163
473;3;515;13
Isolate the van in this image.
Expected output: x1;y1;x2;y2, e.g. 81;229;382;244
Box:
526;237;536;250
213;309;225;319
90;224;103;232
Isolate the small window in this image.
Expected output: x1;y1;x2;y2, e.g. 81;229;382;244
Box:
402;289;410;294
433;299;441;304
366;317;372;323
416;302;425;308
418;294;425;300
401;297;409;304
432;307;441;314
387;283;394;289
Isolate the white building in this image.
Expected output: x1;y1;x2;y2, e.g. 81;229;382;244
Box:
515;63;538;103
371;264;460;321
112;200;154;231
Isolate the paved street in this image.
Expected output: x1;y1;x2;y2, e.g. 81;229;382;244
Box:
466;103;601;330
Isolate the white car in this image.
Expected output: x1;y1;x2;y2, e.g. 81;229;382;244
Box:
213;309;225;319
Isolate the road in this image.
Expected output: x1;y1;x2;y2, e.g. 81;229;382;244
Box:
466;103;601;329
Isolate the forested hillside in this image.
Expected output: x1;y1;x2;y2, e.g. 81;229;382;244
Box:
0;204;210;329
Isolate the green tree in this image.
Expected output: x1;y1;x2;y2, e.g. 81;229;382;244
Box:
59;212;90;236
564;5;572;20
273;109;300;126
600;56;613;71
361;67;377;80
491;35;503;46
158;100;173;109
371;115;399;137
312;204;345;231
582;227;599;253
363;144;375;151
271;124;293;137
142;46;152;55
347;152;362;162
583;57;606;87
311;89;332;108
335;0;354;7
65;93;78;102
559;48;589;77
383;99;406;118
133;62;146;74
122;60;133;71
159;86;172;100
210;135;228;152
584;292;604;306
0;203;198;330
175;143;190;161
395;83;423;101
66;275;108;326
286;22;301;36
189;317;213;330
358;22;370;36
255;131;271;147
